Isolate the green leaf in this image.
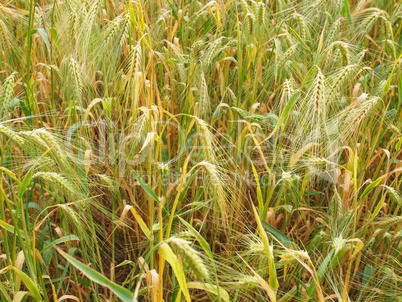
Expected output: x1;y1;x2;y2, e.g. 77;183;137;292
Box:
220;57;238;64
178;217;213;259
0;282;12;301
262;221;293;248
130;168;160;203
213;103;223;119
41;235;80;253
0;219;25;239
0;167;20;185
385;109;397;119
360;176;386;200
270;91;300;137
307;249;334;297
4;266;42;300
36;28;50;53
110;205;152;240
396;136;402;151
288;28;311;53
274;204;293;213
187;282;230;302
11;291;29;302
252;205;279;289
115;260;136;268
18;167;35;199
56;248;134;302
160;243;191;302
357;265;374;302
166;0;179;20
342;0;353;26
383;76;392;94
278;286;297;302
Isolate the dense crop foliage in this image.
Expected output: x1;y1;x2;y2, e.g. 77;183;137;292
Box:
1;0;402;301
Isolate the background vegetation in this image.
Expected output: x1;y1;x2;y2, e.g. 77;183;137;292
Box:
1;0;402;301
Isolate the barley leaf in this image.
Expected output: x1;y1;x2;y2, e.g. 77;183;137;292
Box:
56;248;134;302
178;217;213;259
270;91;300;137
160;243;191;302
41;235;80;253
187;282;230;302
130;168;160;203
4;266;42;300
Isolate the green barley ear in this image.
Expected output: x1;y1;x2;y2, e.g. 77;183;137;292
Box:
198;72;209;119
104;13;122;44
236;275;259;289
19;131;51;153
70;58;83;101
204;37;224;67
59;204;82;228
329;186;344;223
359;12;380;37
276;0;285;12
279;250;310;265
337;42;351;66
192;39;206;52
314;0;328;8
0;72;16;118
168;237;210;281
293;13;308;40
311;67;326;115
118;14;129;47
68;11;78;44
256;2;265;26
34;156;57;170
247;238;265;255
283;79;294;97
244;13;255;35
0;20;11;54
335;0;343;12
197;161;229;221
325;18;341;47
240;0;251;14
179;230;194;241
128;42;142;77
357;49;367;63
32;172;78;197
0;124;24;147
85;0;101;28
277;43;298;67
34;129;63;154
384;185;402;206
226;87;237;105
376;217;402;231
332;47;342;69
35;7;45;29
339;96;380;137
332;236;347;254
194;117;219;164
354;0;368;12
388;124;401;136
327;64;358;104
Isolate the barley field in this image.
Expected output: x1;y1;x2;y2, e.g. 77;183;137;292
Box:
0;0;402;301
